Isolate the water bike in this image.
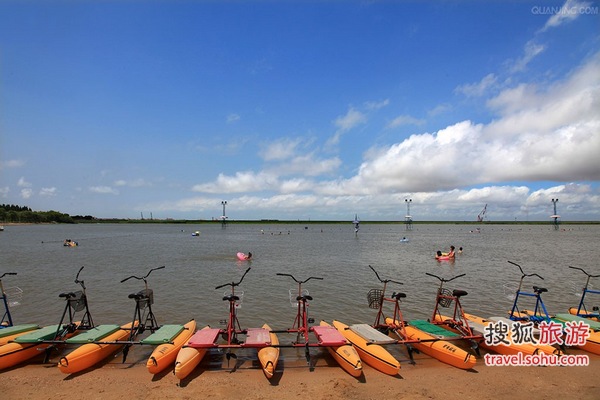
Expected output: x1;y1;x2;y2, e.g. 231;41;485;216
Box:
368;265;477;370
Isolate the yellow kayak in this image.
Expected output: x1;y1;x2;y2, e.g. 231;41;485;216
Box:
257;324;279;379
144;320;196;375
319;321;362;377
332;320;400;376
173;326;211;380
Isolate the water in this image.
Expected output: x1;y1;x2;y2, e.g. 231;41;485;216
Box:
1;223;599;332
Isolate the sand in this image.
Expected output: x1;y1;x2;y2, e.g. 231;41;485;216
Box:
1;345;598;400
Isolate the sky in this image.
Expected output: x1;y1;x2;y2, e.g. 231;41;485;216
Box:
1;0;599;221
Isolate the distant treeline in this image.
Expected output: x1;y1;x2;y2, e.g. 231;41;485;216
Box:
0;204;75;224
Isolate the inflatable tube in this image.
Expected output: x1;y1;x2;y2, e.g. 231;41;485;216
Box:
237;252;250;261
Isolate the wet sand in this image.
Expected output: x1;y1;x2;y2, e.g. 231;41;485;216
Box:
1;346;598;400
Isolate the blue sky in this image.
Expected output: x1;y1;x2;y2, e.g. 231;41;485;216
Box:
1;0;599;221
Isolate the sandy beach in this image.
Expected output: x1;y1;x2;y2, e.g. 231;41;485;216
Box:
1;345;598;400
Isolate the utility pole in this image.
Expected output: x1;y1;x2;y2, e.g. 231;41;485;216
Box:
405;199;412;231
551;198;560;231
221;201;228;227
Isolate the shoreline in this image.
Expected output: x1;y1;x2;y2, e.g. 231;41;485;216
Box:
1;347;598;400
2;220;599;226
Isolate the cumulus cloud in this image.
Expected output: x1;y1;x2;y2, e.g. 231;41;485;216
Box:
114;179;152;187
89;186;119;195
0;159;25;170
20;188;33;199
192;171;279;193
260;138;303;161
327;107;367;146
17;177;31;187
40;187;57;196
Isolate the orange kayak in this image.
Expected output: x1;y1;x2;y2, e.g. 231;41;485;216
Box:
58;322;138;374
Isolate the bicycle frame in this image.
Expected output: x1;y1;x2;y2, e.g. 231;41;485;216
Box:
507;261;551;324
56;266;94;333
0;272;17;327
570;266;600;319
120;266;164;341
427;272;477;338
367;265;407;332
276;273;323;343
215;267;252;347
39;266;94;362
276;273;324;364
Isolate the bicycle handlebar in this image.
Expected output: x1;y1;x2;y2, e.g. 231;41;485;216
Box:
276;273;324;284
215;267;252;290
368;265;403;285
569;266;600;278
0;272;17;279
508;261;544;280
426;272;466;283
74;266;87;290
120;266;166;283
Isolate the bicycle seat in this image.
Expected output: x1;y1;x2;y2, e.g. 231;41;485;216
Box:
453;289;468;298
296;295;313;301
532;286;548;294
59;292;76;299
392;292;407;300
223;294;240;302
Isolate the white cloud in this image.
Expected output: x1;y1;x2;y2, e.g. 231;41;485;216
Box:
0;159;25;170
226;113;240;123
40;187;57;196
428;103;452;116
192;171;279;193
260;138;303;161
364;99;390;110
17;177;31;187
114;179;151;187
327;107;367;146
455;73;498;97
386;114;426;129
20;188;33;199
0;187;9;198
334;107;367;132
510;40;546;73
89;186;119;195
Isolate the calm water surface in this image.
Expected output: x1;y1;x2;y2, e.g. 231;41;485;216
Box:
2;223;599;332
